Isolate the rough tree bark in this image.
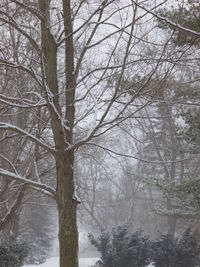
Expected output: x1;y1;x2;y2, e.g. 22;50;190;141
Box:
39;1;78;267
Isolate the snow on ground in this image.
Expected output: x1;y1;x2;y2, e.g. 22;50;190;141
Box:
24;257;99;267
24;257;155;267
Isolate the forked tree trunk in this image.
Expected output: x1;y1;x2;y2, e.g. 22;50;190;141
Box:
39;1;79;267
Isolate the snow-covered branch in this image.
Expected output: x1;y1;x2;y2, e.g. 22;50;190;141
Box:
0;168;55;198
0;122;55;154
132;1;200;37
40;55;71;148
0;93;46;109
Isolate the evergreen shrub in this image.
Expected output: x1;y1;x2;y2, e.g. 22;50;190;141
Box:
0;242;28;267
90;226;200;267
89;225;151;267
152;228;200;267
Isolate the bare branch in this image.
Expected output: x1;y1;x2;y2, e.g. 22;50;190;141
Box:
0;93;46;108
0;186;25;231
10;0;44;21
132;1;200;37
72;2;138;148
0;122;55;154
85;143;196;165
0;168;55;198
0;10;40;52
57;0;116;46
0;59;43;88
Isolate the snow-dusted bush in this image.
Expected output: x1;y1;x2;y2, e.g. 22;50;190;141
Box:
89;225;152;267
90;226;200;267
152;228;200;267
0;242;28;267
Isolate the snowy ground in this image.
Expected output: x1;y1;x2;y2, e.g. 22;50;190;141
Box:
24;257;155;267
24;257;99;267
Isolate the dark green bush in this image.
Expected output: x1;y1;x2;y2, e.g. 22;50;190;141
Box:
0;242;28;267
89;225;152;267
152;228;200;267
90;226;200;267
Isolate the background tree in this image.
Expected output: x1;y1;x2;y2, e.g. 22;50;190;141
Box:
153;0;200;229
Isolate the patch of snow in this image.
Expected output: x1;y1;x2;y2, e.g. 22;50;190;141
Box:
23;257;155;267
24;257;99;267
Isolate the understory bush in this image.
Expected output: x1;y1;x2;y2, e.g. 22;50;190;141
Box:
0;242;28;267
90;226;200;267
152;228;200;267
89;225;152;267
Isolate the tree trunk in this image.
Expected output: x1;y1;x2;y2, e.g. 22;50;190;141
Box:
167;198;177;237
58;200;78;267
56;155;78;267
39;1;78;266
167;216;177;237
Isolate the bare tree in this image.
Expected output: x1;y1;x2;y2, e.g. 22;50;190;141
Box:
0;1;177;267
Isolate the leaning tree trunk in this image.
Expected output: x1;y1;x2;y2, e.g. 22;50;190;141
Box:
39;1;78;267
